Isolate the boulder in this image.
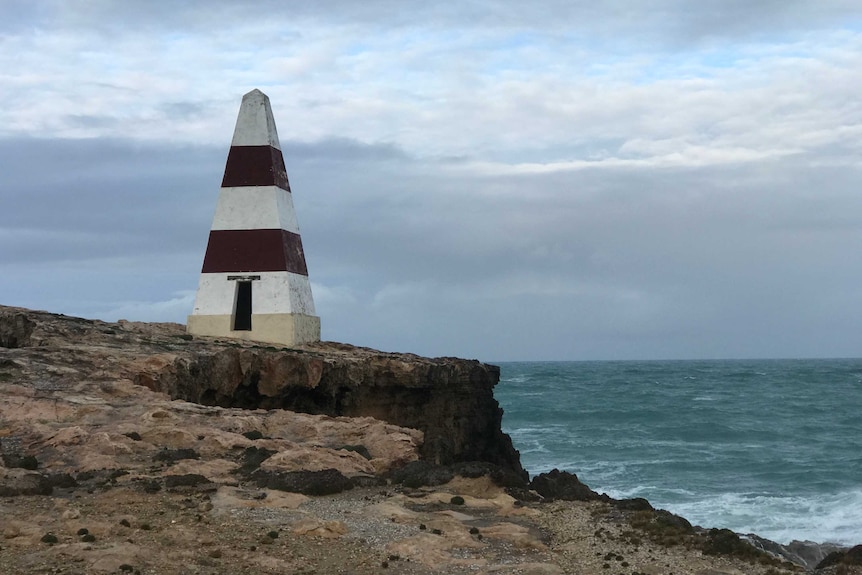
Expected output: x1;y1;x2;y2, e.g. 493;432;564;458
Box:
529;469;602;501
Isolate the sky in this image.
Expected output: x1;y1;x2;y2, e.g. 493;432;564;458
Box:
2;1;862;361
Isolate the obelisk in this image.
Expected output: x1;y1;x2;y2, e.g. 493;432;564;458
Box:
187;89;320;346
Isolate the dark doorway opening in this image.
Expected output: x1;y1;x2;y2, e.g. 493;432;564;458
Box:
233;281;252;330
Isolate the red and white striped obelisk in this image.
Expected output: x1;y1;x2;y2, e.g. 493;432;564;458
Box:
187;89;320;346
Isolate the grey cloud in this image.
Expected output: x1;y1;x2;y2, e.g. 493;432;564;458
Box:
10;1;862;47
0;135;409;267
281;138;409;163
290;152;862;359
63;114;121;130
2;131;861;360
0;137;221;264
158;101;213;121
0;0;49;33
3;0;862;361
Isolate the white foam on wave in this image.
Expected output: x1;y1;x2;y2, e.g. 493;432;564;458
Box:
656;489;862;546
603;485;697;499
519;444;551;455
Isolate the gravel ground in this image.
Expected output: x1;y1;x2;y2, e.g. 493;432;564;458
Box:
2;478;841;575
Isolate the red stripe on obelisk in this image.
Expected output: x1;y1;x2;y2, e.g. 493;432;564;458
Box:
221;145;291;191
201;229;309;275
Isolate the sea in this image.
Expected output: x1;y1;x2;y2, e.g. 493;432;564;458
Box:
495;359;862;546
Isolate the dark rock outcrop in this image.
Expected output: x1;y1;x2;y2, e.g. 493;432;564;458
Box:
745;534;848;570
613;497;654;511
0;471;54;497
386;460;456;488
0;310;35;348
386;460;530;491
816;544;862;570
701;528;758;558
0;305;525;479
251;468;355;495
157;342;520;475
529;469;603;501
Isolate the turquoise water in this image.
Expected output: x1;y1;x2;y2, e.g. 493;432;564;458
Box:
496;359;862;545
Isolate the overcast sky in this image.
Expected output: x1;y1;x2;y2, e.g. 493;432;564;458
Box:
2;1;861;361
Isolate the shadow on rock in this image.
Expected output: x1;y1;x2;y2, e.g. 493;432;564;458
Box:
251;468;354;496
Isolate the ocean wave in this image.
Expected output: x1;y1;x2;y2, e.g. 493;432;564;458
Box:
600;485;698;500
659;489;862;546
497;359;862;546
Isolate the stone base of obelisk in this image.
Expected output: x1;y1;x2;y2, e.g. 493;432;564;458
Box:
187;313;320;347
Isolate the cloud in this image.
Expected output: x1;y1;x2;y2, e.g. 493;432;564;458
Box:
9;1;862;43
0;137;221;265
285;138;862;359
2;2;862;360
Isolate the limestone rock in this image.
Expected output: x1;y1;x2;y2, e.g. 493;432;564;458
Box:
0;306;435;499
0;305;523;477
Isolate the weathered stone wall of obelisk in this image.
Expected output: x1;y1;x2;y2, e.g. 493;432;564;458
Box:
187;89;320;346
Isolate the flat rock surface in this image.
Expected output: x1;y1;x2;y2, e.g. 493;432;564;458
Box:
1;475;824;575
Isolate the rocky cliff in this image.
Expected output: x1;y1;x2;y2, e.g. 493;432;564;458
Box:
0;305;524;477
2;305;854;575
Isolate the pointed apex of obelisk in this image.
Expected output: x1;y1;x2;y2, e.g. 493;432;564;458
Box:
230;89;281;149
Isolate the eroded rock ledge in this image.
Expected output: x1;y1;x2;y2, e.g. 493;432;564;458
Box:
0;305;524;478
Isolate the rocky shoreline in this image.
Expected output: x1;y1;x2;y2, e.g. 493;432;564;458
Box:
1;305;859;574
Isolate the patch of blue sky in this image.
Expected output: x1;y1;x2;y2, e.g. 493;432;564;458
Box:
518;26;852;86
624;40;821;85
369;26;471;53
842;19;862;33
474;32;573;76
345;41;371;57
489;31;541;51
